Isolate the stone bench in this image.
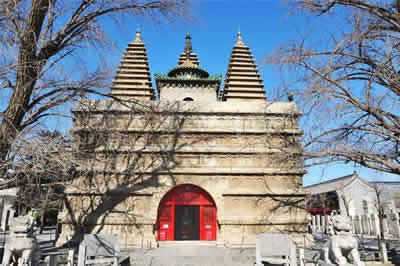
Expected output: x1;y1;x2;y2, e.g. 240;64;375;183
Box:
78;234;120;266
255;233;297;266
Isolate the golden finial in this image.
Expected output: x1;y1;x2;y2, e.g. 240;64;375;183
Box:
134;28;142;43
235;30;244;46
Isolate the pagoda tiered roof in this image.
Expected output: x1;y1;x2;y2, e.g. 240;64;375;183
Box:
177;34;200;66
155;64;222;88
219;32;267;102
155;34;222;92
110;29;156;100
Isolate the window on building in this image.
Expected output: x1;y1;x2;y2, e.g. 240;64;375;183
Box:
183;97;194;101
363;200;369;214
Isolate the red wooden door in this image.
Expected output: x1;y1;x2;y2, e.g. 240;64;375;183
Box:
201;205;216;240
158;205;173;241
157;184;216;241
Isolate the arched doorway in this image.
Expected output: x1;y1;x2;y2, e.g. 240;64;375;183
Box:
157;184;217;241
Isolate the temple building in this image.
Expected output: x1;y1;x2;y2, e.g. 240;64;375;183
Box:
305;172;400;237
57;30;309;248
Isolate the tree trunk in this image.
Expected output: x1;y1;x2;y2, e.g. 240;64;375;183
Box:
379;214;385;241
0;0;49;163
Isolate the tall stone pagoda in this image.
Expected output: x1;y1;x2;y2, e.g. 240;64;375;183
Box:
57;30;309;248
110;30;155;100
220;31;266;102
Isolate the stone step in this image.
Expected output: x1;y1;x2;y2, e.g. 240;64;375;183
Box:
158;240;217;247
128;256;256;266
130;257;256;266
122;246;256;266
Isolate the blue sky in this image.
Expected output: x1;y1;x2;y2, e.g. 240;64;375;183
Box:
49;0;399;185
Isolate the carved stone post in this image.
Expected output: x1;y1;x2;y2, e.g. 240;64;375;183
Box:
316;215;321;232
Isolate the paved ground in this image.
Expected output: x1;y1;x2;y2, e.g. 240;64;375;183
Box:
36;227;59;252
1;230;400;265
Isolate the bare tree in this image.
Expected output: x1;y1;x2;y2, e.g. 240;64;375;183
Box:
4;98;202;246
60;99;189;246
269;0;400;175
371;183;386;242
12;129;70;224
0;0;189;173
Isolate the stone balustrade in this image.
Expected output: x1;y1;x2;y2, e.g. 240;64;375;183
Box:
309;214;400;238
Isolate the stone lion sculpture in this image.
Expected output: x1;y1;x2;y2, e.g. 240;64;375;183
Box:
2;215;41;266
323;215;364;266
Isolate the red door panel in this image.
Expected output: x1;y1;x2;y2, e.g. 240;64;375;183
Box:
158;205;173;241
201;205;216;241
157;184;216;241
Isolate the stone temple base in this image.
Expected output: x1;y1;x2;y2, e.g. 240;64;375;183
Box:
56;221;312;249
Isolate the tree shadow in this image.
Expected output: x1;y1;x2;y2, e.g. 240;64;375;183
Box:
59;99;207;247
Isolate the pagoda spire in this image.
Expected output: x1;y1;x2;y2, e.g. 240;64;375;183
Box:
219;31;267;102
133;28;143;44
110;30;156;100
178;33;200;66
235;30;245;46
184;33;193;53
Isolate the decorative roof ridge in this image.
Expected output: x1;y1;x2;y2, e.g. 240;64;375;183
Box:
155;72;222;81
168;65;206;71
167;64;209;77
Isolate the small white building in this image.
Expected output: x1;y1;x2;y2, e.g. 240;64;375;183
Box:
304;172;400;238
372;181;400;213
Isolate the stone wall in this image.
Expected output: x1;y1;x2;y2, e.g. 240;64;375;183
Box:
57;100;308;247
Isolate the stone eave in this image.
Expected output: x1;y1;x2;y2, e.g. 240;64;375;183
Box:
108;93;153;98
223;95;267;100
225;84;265;89
72;128;304;136
112;79;152;83
109;87;154;91
72;168;307;175
233;45;250;49
74;147;303;155
66;192;153;196
72;109;302;117
222;193;307;197
72;100;302;116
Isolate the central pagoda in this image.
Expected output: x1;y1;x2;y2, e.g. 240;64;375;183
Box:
155;34;222;101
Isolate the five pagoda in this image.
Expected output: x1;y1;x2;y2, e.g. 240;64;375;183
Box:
57;30;309;248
